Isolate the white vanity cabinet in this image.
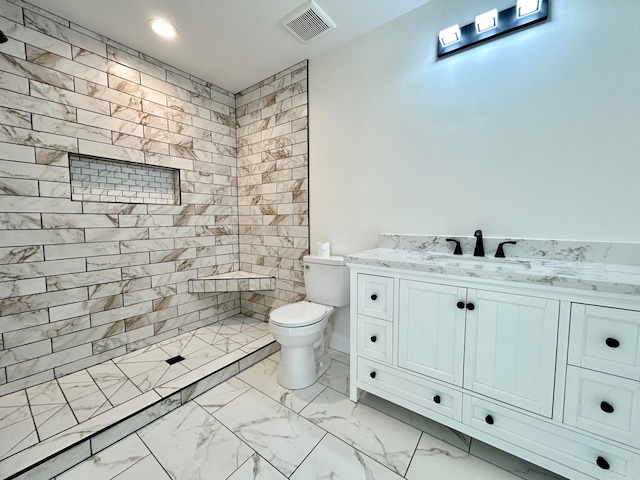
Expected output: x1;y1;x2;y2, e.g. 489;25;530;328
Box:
349;265;640;480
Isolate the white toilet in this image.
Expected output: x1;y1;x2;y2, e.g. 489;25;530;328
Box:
269;255;350;389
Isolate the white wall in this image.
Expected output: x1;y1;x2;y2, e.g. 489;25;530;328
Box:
309;0;640;340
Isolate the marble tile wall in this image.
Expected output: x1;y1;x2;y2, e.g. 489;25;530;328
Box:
235;61;309;319
69;155;178;205
0;0;244;395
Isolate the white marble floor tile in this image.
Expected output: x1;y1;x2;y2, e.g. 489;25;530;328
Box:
317;358;349;395
158;332;210;358
111;454;171;480
469;439;567;480
328;348;350;365
138;401;254;480
129;362;189;393
106;380;142;407
56;433;150;480
26;380;66;405
359;392;471;452
214;388;325;477
33;404;77;440
194;377;252;415
0;391;31;429
300;387;421;476
87;362;128;391
405;433;520;480
213;337;242;353
291;433;404;480
0;416;38;459
237;358;326;413
228;453;287;480
178;344;226;370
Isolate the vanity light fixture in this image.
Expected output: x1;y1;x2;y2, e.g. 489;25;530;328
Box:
148;18;177;39
437;0;548;58
475;9;498;34
438;25;461;47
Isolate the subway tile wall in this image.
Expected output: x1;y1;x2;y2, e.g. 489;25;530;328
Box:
0;0;312;395
69;155;179;205
236;61;309;320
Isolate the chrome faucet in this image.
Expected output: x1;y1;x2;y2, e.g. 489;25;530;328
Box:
473;230;484;257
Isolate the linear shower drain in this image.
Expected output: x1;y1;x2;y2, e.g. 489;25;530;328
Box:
166;355;185;365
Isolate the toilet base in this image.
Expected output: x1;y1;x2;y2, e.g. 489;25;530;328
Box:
276;322;333;390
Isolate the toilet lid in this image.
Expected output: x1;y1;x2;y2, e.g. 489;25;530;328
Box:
270;302;328;327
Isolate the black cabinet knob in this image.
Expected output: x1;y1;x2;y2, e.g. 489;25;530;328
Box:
370;371;376;379
485;415;494;425
456;301;465;309
370;335;377;343
371;294;378;301
433;395;441;404
466;303;475;311
596;456;610;470
600;401;614;413
605;337;620;348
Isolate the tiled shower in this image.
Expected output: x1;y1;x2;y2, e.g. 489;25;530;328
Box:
0;0;309;398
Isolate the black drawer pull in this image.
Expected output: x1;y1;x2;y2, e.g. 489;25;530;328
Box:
596;456;610;470
485;415;494;425
456;301;465;309
466;303;475;311
371;294;378;301
370;335;377;343
433;395;441;404
600;401;614;413
605;337;620;348
370;371;376;379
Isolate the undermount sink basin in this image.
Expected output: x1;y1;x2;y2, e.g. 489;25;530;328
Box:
428;255;532;270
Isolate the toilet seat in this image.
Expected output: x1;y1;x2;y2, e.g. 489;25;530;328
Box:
270;302;328;328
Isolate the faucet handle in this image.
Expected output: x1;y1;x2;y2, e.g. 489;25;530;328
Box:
495;241;517;258
445;238;463;255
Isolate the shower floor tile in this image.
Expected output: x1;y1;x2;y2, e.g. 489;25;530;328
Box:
0;314;274;471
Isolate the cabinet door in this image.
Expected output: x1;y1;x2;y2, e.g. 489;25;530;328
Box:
398;280;466;386
463;290;559;417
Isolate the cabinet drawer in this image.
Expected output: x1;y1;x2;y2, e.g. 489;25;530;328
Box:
568;304;640;380
358;315;393;364
358;274;394;320
564;366;640;449
463;396;639;480
358;357;462;422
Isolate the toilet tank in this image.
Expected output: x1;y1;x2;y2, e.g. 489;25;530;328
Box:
303;255;350;307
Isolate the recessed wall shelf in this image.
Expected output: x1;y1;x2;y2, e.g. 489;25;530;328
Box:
188;271;276;293
69;154;180;205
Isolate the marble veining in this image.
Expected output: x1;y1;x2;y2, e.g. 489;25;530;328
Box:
49;349;561;480
346;247;640;296
379;234;640;266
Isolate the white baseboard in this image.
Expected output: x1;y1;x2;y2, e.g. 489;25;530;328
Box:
329;332;350;354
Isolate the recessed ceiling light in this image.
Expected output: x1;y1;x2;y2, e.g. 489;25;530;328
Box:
149;18;177;39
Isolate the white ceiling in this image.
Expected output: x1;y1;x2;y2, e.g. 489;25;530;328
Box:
26;0;433;93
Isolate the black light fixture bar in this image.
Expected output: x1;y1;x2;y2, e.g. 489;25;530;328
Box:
437;0;548;59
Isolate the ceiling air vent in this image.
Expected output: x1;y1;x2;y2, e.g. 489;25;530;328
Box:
280;1;336;43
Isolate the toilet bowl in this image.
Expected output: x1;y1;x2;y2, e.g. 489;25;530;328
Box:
269;302;335;389
269;255;350;390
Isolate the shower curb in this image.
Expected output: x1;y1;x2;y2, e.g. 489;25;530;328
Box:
0;337;279;480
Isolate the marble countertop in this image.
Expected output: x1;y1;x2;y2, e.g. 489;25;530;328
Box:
345;248;640;296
